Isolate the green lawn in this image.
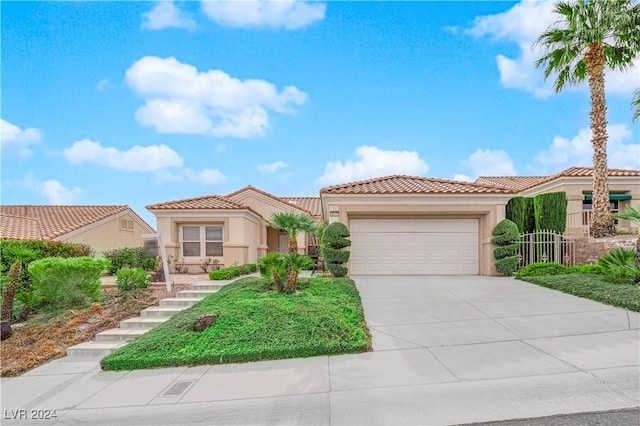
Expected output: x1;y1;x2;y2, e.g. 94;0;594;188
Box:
518;273;640;312
101;276;371;371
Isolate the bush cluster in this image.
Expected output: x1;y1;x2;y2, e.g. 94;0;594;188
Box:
103;247;157;274
116;268;150;291
209;263;257;280
321;222;351;277
28;257;109;309
491;219;520;276
505;192;567;234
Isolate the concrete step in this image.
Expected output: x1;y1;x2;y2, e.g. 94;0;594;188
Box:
190;282;227;291
66;341;125;357
95;328;148;342
176;290;217;299
159;298;201;308
120;317;168;329
140;306;186;318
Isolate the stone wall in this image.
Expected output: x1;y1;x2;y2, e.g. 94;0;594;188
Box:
574;235;636;265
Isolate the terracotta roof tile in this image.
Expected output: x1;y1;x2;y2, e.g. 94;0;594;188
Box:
146;195;249;210
280;197;322;216
226;185;312;214
476;167;640;191
320;175;517;195
0;205;130;240
0;213;42;240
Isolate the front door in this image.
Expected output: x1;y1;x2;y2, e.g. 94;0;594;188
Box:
279;234;289;254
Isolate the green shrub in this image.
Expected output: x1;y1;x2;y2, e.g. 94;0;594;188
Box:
533;192;567;233
523;197;536;233
103;247;157;274
515;262;569;278
116;268;150;291
321;222;351;277
28;257;109;309
208;263;256;280
568;264;606;274
491;219;520;276
258;253;282;278
506;197;527;233
322;246;351;264
238;263;257;274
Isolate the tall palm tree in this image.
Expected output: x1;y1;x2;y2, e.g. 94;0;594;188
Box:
633;88;640;122
535;0;640;238
268;212;316;253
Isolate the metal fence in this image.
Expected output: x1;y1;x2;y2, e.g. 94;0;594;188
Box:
517;230;576;268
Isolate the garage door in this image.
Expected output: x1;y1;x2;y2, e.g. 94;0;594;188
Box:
349;219;479;275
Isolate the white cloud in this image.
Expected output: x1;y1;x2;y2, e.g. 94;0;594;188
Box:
467;0;639;98
318;145;429;185
201;0;325;30
258;160;287;173
64;138;184;172
453;174;474;182
141;1;196;31
41;180;82;204
531;124;640;172
455;149;517;181
96;79;114;91
125;56;308;138
0;118;42;157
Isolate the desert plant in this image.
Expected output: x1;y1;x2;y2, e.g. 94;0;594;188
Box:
1;245;38;322
258;253;313;293
598;248;637;270
613;206;640;267
29;257;109;309
116;268;150;291
268;212;316;253
491;219;520;276
533;192;567;233
321;222;351;277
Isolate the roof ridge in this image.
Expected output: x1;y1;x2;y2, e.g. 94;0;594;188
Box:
226;185;312;214
146;194;247;210
321;174;516;193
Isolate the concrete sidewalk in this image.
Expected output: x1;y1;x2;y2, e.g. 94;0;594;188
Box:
1;276;638;425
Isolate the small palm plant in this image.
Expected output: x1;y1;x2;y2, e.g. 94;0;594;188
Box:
268;212;316;253
258;252;313;294
1;245;38;322
613;206;640;269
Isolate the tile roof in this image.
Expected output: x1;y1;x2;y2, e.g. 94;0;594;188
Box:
226;185;312;215
280;197;323;216
0;205;130;240
476;167;640;191
320;175;517;195
146;195;249;211
0;213;42;240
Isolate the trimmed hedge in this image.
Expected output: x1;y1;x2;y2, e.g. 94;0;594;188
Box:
506;197;527;233
209;263;257;280
533;192;567;233
491;219;520;276
321;222;351;277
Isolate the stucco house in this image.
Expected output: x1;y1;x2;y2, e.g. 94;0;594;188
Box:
147;167;640;276
0;205;155;254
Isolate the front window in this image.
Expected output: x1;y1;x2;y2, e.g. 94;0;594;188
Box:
582;197;619;225
182;225;223;257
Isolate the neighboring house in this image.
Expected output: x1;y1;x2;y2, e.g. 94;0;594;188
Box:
146;186;323;273
476;167;640;236
147;166;639;276
0;205;155;254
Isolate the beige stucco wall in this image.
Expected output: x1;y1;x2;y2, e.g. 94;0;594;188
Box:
321;194;511;276
521;176;640;232
60;213;153;254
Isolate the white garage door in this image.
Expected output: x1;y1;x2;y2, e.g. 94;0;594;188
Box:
349;219;479;275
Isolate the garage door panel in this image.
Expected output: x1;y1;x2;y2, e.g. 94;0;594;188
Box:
350;219;479;275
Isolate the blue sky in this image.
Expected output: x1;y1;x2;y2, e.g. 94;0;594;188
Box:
2;0;639;227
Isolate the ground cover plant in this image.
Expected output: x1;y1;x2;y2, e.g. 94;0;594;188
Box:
516;261;640;312
101;276;371;371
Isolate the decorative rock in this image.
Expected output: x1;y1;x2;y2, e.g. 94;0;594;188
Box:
193;314;217;332
1;321;12;340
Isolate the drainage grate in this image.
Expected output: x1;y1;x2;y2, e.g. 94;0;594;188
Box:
160;380;195;397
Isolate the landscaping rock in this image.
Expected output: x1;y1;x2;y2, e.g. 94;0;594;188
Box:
1;321;12;340
193;314;217;332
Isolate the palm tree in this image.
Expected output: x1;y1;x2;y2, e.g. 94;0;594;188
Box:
633;89;640;122
268;212;316;253
535;0;640;238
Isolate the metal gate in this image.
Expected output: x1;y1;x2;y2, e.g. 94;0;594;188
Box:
517;230;575;268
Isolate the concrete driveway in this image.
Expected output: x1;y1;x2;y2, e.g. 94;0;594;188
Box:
1;276;638;425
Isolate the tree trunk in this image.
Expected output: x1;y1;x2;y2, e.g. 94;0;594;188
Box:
271;268;284;293
1;262;22;322
287;236;298;254
286;267;298;293
585;42;615;238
